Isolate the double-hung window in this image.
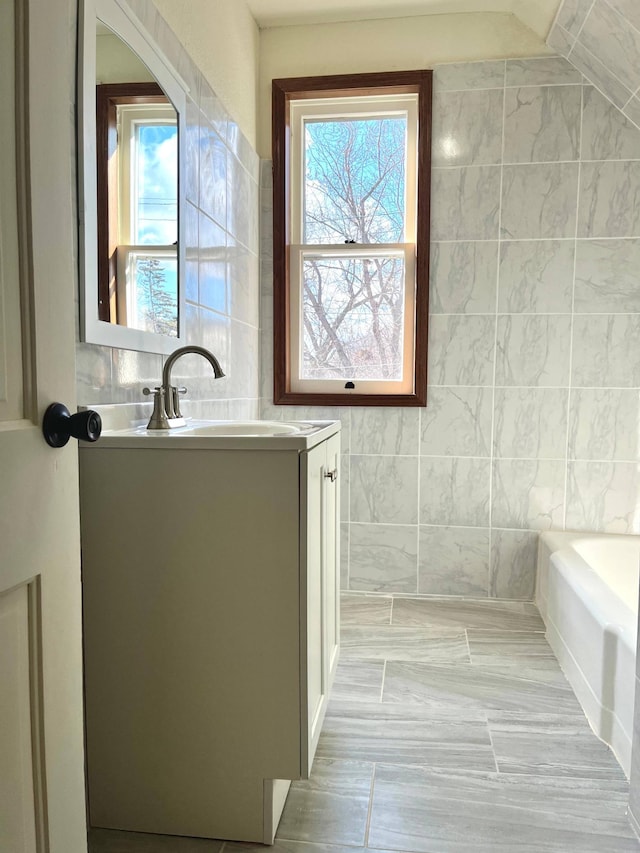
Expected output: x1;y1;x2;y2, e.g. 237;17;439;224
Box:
272;71;432;406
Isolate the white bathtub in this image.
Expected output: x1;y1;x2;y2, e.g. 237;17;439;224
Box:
537;531;640;776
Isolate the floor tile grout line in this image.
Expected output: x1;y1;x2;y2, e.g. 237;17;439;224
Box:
364;762;377;847
485;713;500;773
341;619;546;632
361;774;632;820
343;590;544;603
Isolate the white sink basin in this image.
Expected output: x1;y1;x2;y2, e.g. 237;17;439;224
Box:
87;414;340;451
179;421;303;437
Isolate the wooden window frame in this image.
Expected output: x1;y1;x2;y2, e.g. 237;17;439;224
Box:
272;70;432;407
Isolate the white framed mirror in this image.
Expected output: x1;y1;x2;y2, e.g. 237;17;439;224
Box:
78;0;187;354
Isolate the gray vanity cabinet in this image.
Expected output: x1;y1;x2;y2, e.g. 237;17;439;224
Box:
80;427;340;844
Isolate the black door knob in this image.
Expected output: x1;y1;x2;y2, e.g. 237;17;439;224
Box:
42;403;102;448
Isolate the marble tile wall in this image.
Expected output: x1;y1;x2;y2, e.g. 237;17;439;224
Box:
260;56;640;600
548;0;640;133
77;0;260;421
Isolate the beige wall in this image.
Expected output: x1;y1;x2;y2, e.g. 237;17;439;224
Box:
96;31;155;83
153;0;260;147
258;11;550;156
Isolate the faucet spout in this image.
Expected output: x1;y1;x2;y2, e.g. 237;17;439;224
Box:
161;345;225;420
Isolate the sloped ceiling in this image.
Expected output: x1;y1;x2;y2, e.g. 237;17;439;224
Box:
547;0;640;131
246;0;561;40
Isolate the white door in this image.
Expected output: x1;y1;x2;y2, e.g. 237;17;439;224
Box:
0;1;88;851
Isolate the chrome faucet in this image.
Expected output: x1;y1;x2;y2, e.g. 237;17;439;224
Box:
144;345;225;429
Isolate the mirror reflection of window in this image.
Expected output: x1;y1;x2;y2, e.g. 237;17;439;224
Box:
123;107;177;245
116;100;178;336
94;22;179;338
96;84;178;337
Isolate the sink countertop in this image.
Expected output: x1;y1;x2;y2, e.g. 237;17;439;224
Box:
83;418;341;452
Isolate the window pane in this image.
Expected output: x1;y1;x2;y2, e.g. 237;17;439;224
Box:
301;255;405;380
128;252;178;337
303;116;406;244
135;123;177;245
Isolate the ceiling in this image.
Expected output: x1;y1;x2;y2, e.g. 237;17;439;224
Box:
245;0;562;39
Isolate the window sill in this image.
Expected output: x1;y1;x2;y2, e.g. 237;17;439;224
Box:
273;390;427;407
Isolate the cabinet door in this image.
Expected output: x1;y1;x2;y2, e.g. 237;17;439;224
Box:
302;442;325;775
323;433;340;690
301;433;341;776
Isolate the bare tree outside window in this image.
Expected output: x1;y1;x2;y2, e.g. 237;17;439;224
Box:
304;118;406;244
301;117;407;381
302;255;404;380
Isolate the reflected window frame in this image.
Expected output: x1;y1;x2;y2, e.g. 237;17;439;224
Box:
95;82;177;334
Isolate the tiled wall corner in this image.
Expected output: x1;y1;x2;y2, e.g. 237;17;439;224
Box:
77;1;261;422
548;0;640;131
260;56;640;601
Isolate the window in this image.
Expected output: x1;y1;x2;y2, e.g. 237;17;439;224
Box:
96;83;178;336
272;71;432;406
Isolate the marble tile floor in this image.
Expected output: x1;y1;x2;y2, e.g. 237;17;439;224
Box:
89;594;639;853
